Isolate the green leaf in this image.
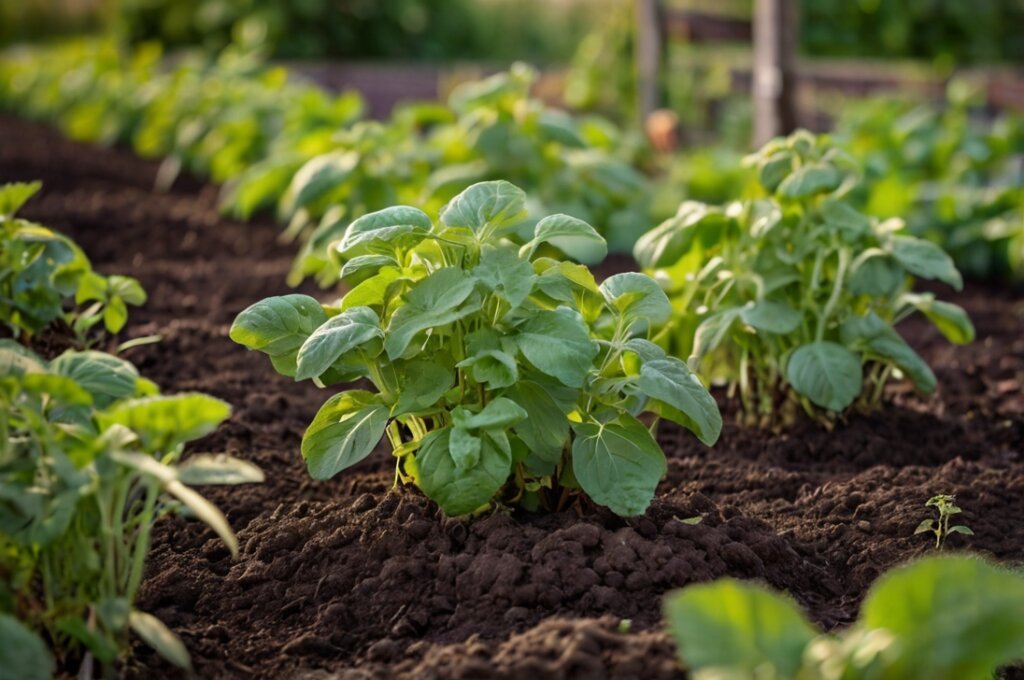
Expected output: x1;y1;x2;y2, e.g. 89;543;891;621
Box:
449;427;481;472
0;340;48;376
901;293;975;345
340;254;398;285
599;273;671;328
474;244;536;312
457;350;518;389
860;556;1024;678
302;390;388;479
571;414;666;516
20;374;93;406
0;613;54;680
504;379;571;472
98;394;231;453
102;296;129;333
109;451;239;558
623;338;668;363
786;341;862;411
230;295;328;362
637;358;722;446
129;611;192;671
0;180;42;217
338;205;432;254
821;200;871;238
439;180;527;238
848;249;905;297
663;579;818;678
840;313;936;394
516;308;598;388
452;397;528;431
739;300;802;334
295;306;382;381
758;151;793;192
108;275;146;305
177;454;265;486
777;163;842;198
525;213;607;264
692;309;742;360
392;360;454;416
50;350;139;407
416;427;512;516
888;236;963;290
385;268;479;359
632;203;728;269
340;268;402;311
279;150;358;217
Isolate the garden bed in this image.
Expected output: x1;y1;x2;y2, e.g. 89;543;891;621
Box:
2;114;1022;679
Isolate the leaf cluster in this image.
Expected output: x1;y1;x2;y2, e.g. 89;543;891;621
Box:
635;130;974;424
664;554;1024;680
0;340;262;674
0;181;146;343
232;180;720;517
0;42;652;294
245;62;652;287
835;93;1024;281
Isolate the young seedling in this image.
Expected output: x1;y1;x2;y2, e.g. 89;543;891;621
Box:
915;494;974;550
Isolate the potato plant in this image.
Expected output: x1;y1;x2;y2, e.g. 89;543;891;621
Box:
635;131;975;424
664;555;1024;679
0;181;145;344
836;94;1024;281
232;181;720;516
0;341;262;674
245;63;651;287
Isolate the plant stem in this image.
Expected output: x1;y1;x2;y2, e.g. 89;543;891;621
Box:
815;248;850;341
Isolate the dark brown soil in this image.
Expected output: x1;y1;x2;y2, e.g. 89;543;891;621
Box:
1;114;1022;679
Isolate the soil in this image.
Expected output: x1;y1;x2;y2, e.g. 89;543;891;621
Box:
1;114;1022;679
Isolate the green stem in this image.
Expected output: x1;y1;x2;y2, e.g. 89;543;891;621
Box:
125;478;158;600
815;248;850;341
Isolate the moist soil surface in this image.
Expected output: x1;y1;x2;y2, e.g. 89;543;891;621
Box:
2;114;1022;679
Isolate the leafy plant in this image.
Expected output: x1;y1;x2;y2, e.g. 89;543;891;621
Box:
261;63;652;288
232;181;720;517
915;494;974;550
0;181;146;344
0;341;263;673
836;91;1024;282
664;555;1024;680
635;130;974;425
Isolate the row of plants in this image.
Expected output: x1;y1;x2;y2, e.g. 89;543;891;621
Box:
227;178;1022;675
2;50;1021;677
3;39;1020;289
0;39;652;279
0;182;261;676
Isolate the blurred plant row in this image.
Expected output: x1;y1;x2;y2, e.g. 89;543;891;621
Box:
4;39;1022;287
0;181;263;675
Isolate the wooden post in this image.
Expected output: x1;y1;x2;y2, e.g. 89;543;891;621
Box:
634;0;663;123
752;0;798;147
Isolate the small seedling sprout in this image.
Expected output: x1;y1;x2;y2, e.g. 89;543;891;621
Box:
914;494;974;550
